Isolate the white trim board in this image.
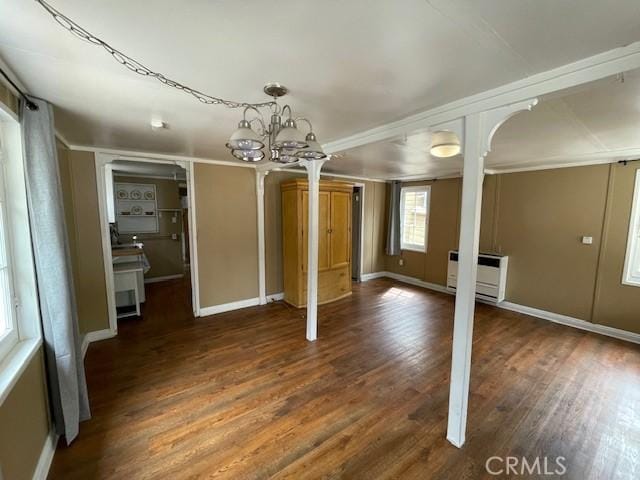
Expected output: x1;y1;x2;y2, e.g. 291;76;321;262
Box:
199;292;285;316
266;292;284;302
73;145;255;169
144;274;184;284
361;272;640;345
32;431;58;480
363;270;451;294
498;302;640;345
199;297;261;316
81;328;117;359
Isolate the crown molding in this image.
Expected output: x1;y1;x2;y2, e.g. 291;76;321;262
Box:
486;147;640;174
67;145;257;168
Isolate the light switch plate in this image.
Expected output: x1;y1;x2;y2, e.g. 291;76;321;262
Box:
582;236;593;245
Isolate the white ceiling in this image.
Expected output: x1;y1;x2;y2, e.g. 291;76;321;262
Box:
331;69;640;179
1;1;640;178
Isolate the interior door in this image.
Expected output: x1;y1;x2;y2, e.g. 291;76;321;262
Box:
302;190;331;272
330;191;351;269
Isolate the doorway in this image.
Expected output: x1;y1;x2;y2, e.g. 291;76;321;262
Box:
95;154;199;336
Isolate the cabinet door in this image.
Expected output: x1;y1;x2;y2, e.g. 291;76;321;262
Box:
302;191;331;272
330;191;351;269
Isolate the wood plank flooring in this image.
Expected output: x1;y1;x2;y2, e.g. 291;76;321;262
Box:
49;278;640;479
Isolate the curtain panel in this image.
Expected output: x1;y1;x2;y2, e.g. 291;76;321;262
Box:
385;180;402;256
21;97;90;443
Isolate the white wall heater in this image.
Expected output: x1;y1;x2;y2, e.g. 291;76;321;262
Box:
446;250;508;303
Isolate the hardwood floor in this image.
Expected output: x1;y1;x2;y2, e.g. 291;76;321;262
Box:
49;278;640;479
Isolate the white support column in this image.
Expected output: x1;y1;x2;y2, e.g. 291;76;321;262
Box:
302;158;327;341
446;112;485;448
256;169;268;305
447;99;538;448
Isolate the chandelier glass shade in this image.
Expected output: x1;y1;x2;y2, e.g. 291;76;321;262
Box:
226;120;265;150
226;85;326;164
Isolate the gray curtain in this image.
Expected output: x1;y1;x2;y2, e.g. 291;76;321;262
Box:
386;180;402;256
21;98;90;444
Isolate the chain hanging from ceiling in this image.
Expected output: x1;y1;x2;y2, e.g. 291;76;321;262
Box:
34;0;275;109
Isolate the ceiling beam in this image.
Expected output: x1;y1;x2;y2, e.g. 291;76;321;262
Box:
323;41;640;154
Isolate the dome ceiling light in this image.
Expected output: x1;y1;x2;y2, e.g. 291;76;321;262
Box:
430;131;461;158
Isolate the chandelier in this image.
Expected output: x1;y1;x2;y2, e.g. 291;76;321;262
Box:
226;83;326;164
35;1;325;165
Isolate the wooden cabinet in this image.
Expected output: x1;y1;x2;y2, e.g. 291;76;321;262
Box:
282;179;353;307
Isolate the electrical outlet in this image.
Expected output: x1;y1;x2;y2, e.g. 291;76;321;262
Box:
399;258;404;266
171;233;178;240
582;236;593;245
172;216;177;223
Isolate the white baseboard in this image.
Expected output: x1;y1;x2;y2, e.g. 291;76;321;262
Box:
360;271;388;282
81;328;117;359
199;297;261;316
266;292;284;302
362;271;640;345
362;271;452;295
499;301;640;345
144;274;184;284
32;431;58;480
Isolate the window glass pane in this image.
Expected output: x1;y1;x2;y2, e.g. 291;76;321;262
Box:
401;189;428;249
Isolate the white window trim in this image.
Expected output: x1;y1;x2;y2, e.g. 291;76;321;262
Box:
0;104;43;406
400;185;431;253
622;169;640;287
0;156;19;361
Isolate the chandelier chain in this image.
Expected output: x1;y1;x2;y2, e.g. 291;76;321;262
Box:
34;0;276;109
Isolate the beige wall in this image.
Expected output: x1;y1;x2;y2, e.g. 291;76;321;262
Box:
58;148;110;333
195;163;259;307
382;163;640;334
264;171;387;295
115;176;184;280
592;164;640;332
384;178;462;286
0;82;19;115
491;165;609;320
0;351;50;480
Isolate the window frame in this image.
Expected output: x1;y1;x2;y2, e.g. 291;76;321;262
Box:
622;169;640;287
0;102;42;406
0;150;19;361
399;185;431;253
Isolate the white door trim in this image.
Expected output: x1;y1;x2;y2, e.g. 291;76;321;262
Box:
95;152;201;336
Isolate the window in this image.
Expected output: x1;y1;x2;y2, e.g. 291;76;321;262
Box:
400;185;430;252
0;130;18;361
0;111;41;394
623;169;640;287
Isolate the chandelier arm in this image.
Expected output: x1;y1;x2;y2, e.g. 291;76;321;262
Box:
34;0;276;109
295;117;314;133
281;105;293;119
248;117;268;138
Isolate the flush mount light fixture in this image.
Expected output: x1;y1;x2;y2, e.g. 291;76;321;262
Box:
225;83;326;164
430;131;461;158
